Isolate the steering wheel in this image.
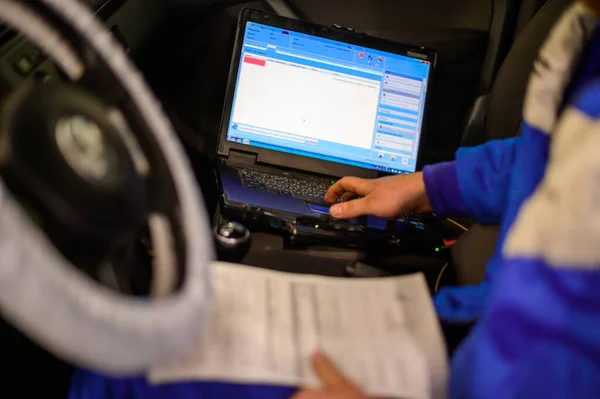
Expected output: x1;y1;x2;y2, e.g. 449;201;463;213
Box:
0;0;214;374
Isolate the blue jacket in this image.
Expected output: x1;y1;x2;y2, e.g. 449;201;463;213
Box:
423;4;600;397
69;4;600;399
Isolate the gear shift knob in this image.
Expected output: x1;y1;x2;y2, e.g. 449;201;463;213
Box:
214;222;251;263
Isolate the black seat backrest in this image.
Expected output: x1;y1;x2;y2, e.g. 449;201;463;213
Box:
452;0;575;286
462;0;574;148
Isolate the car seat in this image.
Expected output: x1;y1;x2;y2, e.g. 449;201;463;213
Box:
451;0;574;286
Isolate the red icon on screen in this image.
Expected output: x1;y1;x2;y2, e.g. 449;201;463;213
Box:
377;56;383;62
358;52;365;58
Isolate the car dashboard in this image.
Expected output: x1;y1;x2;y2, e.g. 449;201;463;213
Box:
0;0;167;92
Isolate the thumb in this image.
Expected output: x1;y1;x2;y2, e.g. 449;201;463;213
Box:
329;197;370;219
311;352;356;391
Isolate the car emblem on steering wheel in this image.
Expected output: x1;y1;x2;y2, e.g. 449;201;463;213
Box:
55;114;114;183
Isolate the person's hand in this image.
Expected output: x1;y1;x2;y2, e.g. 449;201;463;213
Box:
291;352;371;399
324;172;431;219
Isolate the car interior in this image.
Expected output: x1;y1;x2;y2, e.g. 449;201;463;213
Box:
0;0;575;396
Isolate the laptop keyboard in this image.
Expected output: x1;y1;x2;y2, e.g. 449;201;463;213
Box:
239;169;334;202
237;169;428;224
401;212;423;222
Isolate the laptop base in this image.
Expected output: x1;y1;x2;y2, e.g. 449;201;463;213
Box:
217;193;446;257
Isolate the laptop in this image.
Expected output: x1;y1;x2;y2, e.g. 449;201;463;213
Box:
216;8;437;229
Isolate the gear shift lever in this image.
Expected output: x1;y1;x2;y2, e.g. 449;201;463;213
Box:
214;222;251;263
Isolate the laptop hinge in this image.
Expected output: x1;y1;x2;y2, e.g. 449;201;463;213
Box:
227;149;258;167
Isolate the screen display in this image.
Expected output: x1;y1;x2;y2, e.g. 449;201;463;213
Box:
226;22;432;174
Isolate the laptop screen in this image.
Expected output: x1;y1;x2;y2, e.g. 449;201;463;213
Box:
226;21;432;174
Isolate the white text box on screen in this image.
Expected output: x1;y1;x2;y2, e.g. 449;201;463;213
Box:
385;75;423;88
376;141;412;152
378;108;418;120
375;133;413;146
378;123;415;136
380;98;419;112
232;57;380;150
378;116;418;127
383;92;419;105
383;81;421;95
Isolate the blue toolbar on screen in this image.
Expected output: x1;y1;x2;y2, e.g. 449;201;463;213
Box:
227;22;431;174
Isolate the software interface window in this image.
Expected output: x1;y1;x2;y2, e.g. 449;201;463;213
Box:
227;22;431;174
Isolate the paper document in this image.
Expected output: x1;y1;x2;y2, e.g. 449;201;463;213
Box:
149;262;448;399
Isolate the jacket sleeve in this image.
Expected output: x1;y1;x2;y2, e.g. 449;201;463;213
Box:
423;137;521;223
449;96;600;398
